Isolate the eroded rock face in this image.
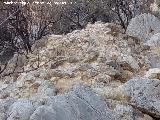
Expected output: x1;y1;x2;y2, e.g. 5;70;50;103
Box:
16;22;144;93
31;85;112;120
146;33;160;47
0;85;154;120
126;13;160;41
7;99;35;120
0;99;15;120
145;68;160;79
30;106;57;120
121;78;160;118
95;77;160;119
0;21;159;119
0;22;144;98
147;54;160;68
111;103;153;120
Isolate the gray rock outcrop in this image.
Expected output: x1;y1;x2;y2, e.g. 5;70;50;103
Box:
121;78;160;118
0;21;159;120
7;99;35;120
95;77;160;119
126;13;160;41
146;33;160;47
30;85;112;120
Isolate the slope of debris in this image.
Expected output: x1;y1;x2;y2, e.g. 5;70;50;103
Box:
2;22;148;97
0;14;160;120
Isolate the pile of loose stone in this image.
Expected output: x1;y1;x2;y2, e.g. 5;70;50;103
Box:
0;13;160;120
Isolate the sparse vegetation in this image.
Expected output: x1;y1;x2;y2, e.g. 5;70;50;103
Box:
0;1;160;119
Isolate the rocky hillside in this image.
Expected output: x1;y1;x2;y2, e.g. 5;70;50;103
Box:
0;13;160;120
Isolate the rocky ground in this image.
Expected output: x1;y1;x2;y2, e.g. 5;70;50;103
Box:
0;13;160;120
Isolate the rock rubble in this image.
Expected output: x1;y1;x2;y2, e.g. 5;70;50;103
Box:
0;14;160;119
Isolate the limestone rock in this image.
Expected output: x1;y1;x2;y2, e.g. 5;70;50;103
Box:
0;84;155;120
0;21;157;119
8;22;141;93
112;104;153;120
31;85;112;120
36;81;56;96
95;77;160;119
146;33;160;47
145;68;160;79
30;106;56;120
7;99;35;120
0;99;15;120
119;54;140;71
148;54;160;68
31;85;153;120
121;78;160;118
126;13;160;41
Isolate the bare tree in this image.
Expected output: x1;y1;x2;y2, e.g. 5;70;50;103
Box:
0;0;156;76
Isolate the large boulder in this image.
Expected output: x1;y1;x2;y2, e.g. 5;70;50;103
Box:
30;85;154;120
147;53;160;68
95;77;160;119
145;68;160;79
121;78;160;118
145;33;160;47
7;99;35;120
126;13;160;41
1;21;158;119
30;85;112;120
0;85;154;120
112;103;153;120
30;105;57;120
36;81;56;96
0;99;15;120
